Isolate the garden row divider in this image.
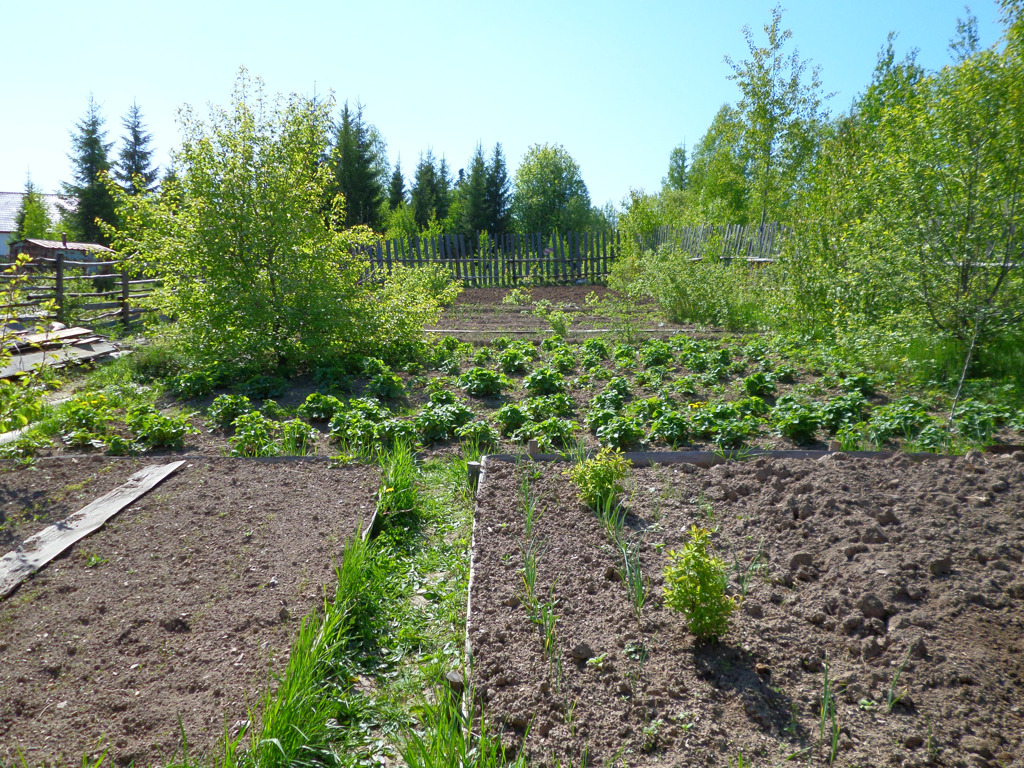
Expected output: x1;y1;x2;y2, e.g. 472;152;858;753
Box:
0;460;186;599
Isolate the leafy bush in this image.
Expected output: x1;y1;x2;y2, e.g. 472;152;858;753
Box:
773;396;822;444
596;415;645;450
523;366;567;396
640;339;673;368
494;404;529;436
549;348;576;375
612;343;638;368
415;400;474;443
125;405;195;450
455;419;499;450
820;393;868;434
297;392;344;421
866;397;931;445
365;372;406;400
742;372;776;398
663;525;736;642
842;372;876;397
207;394;253;429
774;364;798;384
168;370;216;399
649;411;690;447
585;407;618;434
56;393;111;445
328;411;377;449
498;347;531;375
521;394;575;421
712;420;751;450
513;417;576;450
733;396;770;418
281;418;320;455
565;447;631;509
581;338;609;359
457;367;508;397
229;411;281;457
953;398;1011;443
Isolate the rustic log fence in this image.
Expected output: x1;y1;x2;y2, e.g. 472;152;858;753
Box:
0;255;158;330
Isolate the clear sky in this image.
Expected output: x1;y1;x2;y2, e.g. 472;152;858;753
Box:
2;1;1007;210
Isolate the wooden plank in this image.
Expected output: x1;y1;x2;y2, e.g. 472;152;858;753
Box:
0;342;119;379
6;327;92;348
0;461;186;599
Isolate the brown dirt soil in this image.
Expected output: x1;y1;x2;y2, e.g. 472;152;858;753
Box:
0;457;379;767
468;452;1024;767
427;285;701;341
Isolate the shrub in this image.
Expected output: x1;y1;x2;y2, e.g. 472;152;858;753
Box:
297;392;344;421
743;372;776;398
773;396;822;445
581;338;609;359
521;394;575;421
564;447;631;509
585;407;618;434
125;405;195;451
458;367;509;397
168;370;216;399
207;394;253;429
373;418;419;448
523;366;567;396
328;411;377;450
549;348;576;375
663;526;736;642
229;411;281;457
57;393;111;444
596;415;645;450
513;417;576;450
498;348;531;375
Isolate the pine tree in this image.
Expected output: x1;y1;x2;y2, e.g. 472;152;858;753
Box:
410;150;452;229
484;143;512;233
62;95;117;244
13;175;55;240
462;143;489;235
388;158;406;210
330;102;387;230
114;100;159;195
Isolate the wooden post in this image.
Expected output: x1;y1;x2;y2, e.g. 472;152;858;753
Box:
121;268;130;327
55;250;64;323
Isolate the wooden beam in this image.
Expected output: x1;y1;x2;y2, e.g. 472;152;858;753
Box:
0;461;186;599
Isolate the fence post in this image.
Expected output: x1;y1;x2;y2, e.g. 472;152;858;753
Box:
55;251;64;324
121;268;130;328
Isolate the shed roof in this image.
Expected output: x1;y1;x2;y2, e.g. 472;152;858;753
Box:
0;192;75;233
16;238;113;254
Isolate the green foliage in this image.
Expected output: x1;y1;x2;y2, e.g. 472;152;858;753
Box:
125;404;195;450
56;393;111;445
596;414;645;450
640;339;673;368
457;367;508;397
329;101;388;230
663;525;736;642
522;366;567;396
773;395;822;444
207;394;253;429
649;410;691;447
13;175;57;240
114;101;160;195
497;346;531;375
297;392;343;421
414;399;474;443
365;371;406;400
565;447;631;510
229;410;281;457
743;371;776;398
455;419;499;451
63;94;117;244
820;393;868;434
512;143;595;234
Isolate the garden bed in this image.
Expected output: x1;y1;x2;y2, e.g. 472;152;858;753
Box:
0;456;379;766
468;452;1024;767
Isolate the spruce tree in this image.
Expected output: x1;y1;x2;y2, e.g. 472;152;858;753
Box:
114;101;159;195
331;102;387;230
484;143;512;233
462;143;489;235
63;95;117;244
13;175;55;240
388;158;406;210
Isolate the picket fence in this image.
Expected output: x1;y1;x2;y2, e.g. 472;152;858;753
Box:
358;223;785;286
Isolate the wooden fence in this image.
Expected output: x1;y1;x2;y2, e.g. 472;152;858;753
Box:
637;223;786;263
358;230;622;286
0;254;158;330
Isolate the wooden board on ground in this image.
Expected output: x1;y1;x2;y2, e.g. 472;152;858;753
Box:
0;460;186;598
0;340;118;379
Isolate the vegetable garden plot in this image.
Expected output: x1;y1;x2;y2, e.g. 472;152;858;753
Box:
468;453;1024;767
0;457;379;767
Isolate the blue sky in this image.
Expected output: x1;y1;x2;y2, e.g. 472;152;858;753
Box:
2;1;1006;210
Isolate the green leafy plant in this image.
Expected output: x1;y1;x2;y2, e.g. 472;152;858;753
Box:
414;400;474;443
125;404;196;450
523;366;567;396
663;525;736;642
494;403;529;436
649;411;690;447
207;394;253;429
564;446;631;510
455;419;499;451
457;367;509;397
640;339;674;368
297;392;343;421
596;414;645;450
281;418;320;455
365;372;406;400
743;371;776;397
773;395;822;444
229;410;281;457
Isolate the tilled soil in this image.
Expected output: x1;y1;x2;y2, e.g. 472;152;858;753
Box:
468;452;1024;767
0;457;379;767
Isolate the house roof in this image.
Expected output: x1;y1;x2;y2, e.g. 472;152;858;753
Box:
0;191;75;234
17;238;113;254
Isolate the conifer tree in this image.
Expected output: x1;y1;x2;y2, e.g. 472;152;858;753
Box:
62;95;117;244
410;150;452;229
462;143;489;235
13;175;55;240
331;102;387;230
484;143;512;233
388;158;406;209
114;101;159;195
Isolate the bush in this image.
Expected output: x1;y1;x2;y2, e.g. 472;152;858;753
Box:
564;447;631;509
649;411;690;447
415;400;474;443
455;419;499;450
494;403;529;436
457;367;509;397
229;411;280;457
663;526;736;642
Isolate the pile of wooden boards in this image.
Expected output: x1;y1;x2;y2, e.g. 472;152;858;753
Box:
1;325;119;379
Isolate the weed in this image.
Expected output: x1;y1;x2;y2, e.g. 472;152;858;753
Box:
731;537;767;599
663;526;736;642
819;658;840;766
886;646;913;713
